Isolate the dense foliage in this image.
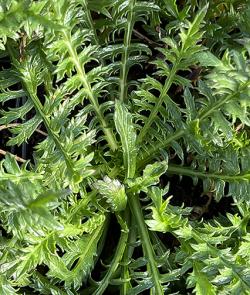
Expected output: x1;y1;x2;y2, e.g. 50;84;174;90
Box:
1;0;250;294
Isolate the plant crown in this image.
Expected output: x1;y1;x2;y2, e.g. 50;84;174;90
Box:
0;0;250;294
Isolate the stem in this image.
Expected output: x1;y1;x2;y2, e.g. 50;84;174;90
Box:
0;123;47;136
138;129;184;169
83;1;100;47
137;62;179;144
120;213;137;295
93;212;129;295
168;164;250;182
0;149;26;163
129;194;163;295
63;31;118;151
119;0;135;102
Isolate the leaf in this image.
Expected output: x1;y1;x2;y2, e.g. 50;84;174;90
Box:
187;263;217;295
195;51;222;67
127;161;168;193
183;87;197;122
114;100;137;179
146;186;190;233
2;153;21;174
0;181;63;233
94;176;127;212
1;1;250;294
180;4;208;53
87;0;113;17
28;189;70;208
49;222;105;289
0;275;17;295
12;233;56;281
162;0;179;18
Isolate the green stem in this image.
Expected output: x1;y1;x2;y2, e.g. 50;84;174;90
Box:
120;214;137;295
93;212;129;295
83;1;100;47
0;173;43;181
119;0;136;102
137;62;179;144
129;194;163;295
167;164;250;182
138;129;184;169
63;31;118;151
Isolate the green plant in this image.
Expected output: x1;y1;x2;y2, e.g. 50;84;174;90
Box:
1;0;250;294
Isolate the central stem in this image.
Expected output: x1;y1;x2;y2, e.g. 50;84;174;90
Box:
129;194;163;294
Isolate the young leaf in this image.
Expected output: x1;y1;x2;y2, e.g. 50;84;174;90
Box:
94;176;127;212
127;161;168;193
114;100;137;179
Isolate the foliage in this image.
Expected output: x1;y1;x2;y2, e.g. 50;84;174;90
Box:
0;0;250;294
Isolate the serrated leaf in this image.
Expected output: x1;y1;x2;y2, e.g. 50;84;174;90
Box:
195;51;222;67
127;161;168;193
114;100;137;179
0;275;17;295
189;263;217;295
94;176;127;212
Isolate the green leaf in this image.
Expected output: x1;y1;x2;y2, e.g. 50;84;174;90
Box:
49;222;105;289
180;4;208;52
187;263;217;295
127;161;168;193
94;176;127;212
28;189;70;208
195;51;222;67
114;100;137;179
0;275;17;295
162;0;179;18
